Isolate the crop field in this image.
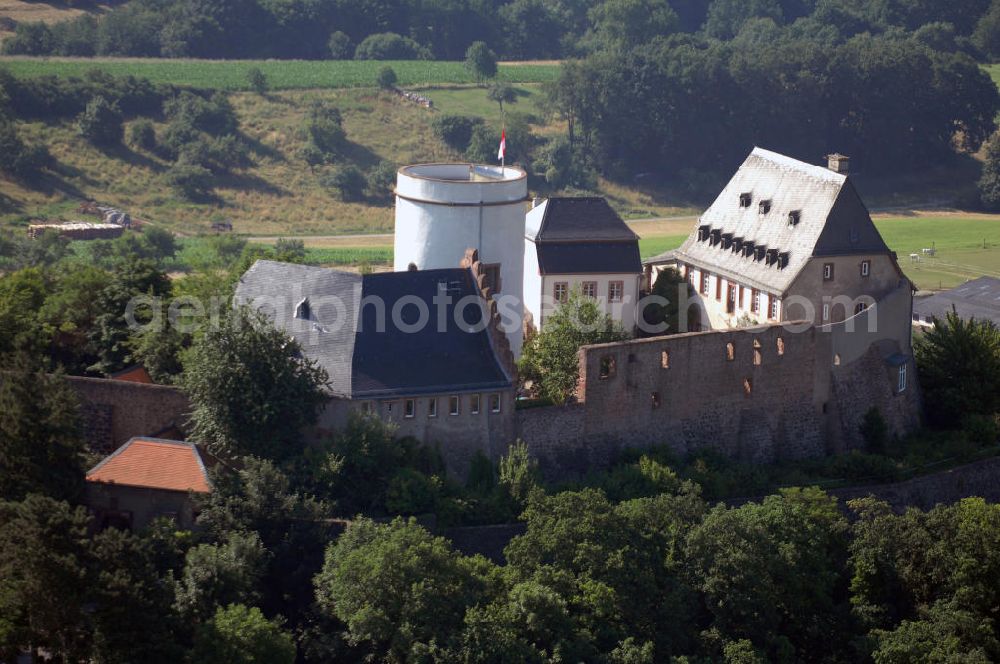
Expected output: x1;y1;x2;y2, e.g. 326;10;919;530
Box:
0;57;560;90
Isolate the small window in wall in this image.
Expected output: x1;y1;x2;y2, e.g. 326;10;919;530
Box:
384;401;394;415
554;282;569;304
752;289;760;313
600;355;617;379
834;353;841;366
743;378;752;396
661;350;670;369
726;342;735;361
898;363;907;392
651;392;661;409
715;277;722;301
490;393;501;413
582;281;597;298
861;259;871;277
770;298;779;320
776;337;785;355
788;210;801;226
428;398;437;417
823;263;834;281
739;192;753;208
822;303;830;321
701;273;710;295
758;199;772;214
609;281;624;302
449;396;460;415
470;394;481;414
754;349;762;366
855;302;868;315
361;401;372;414
404;399;415;418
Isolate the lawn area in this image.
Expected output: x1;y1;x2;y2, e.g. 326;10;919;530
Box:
410;84;547;123
0;57;560;90
873;212;1000;290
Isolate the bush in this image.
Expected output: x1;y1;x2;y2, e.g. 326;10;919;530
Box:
76;95;123;146
325;165;367;202
192;604;295;664
464;40;497;85
1;22;53;55
354;32;432;60
328;30;352;59
164;91;237;136
246;67;267;94
165;162;213;200
158;117;199;160
0;120;49;176
432;114;484;152
127;118;156;151
859;406;889;454
376;65;397;90
366;160;396;198
385;468;441;515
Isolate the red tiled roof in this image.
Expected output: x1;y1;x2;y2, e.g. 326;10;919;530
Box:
110;365;154;384
86;437;212;493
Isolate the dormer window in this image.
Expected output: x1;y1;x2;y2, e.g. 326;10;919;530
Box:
721;233;733;249
778;252;790;269
732;237;743;253
758;199;772;215
743;241;755;258
739;193;752;208
294;298;311;320
697;224;710;241
755;245;767;261
710;229;722;246
765;248;779;266
788;210;801;226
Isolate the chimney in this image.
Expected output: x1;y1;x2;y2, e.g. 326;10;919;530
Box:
826;153;849;174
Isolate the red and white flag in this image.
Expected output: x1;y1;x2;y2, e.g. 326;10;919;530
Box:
497;128;506;161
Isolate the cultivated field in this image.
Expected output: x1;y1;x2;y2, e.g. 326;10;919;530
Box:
0;57;560;90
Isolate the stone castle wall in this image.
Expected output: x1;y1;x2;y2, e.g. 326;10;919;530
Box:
67;376;190;454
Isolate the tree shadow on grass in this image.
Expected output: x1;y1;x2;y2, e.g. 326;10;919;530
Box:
102;143;166;174
215;170;289;197
237;130;285;163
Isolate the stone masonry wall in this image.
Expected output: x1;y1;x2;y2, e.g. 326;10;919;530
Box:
67;376;190;453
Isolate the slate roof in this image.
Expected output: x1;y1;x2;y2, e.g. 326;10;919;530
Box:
913;277;1000;325
86;437;211;493
234;261;512;399
526;197;642;275
666;147;890;294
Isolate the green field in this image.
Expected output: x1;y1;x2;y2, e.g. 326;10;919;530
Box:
0;57;560;90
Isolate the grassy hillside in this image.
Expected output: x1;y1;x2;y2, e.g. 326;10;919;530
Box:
0;57;559;90
0;84;697;235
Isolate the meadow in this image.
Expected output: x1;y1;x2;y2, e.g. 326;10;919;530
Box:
0;57;560;90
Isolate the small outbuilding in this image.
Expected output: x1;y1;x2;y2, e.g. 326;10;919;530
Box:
85;437;212;531
913;276;1000;327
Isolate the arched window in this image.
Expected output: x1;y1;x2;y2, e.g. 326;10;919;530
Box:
776;338;785;356
726;342;735;361
661;350;670;369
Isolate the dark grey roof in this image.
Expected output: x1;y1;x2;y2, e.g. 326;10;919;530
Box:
352;269;511;397
672;147;891;294
525;197;642;275
526;197;639;242
913;277;1000;325
536;241;642;275
234;261;511;399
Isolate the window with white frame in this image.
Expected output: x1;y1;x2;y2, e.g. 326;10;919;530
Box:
752;289;760;313
554;282;569;303
898;363;907;392
822;303;830;321
608;281;624;302
861;259;870;277
470;394;481;414
384;401;394;415
427;398;437;417
701;272;710;295
490;393;501;413
770;298;779;320
823;263;834;280
404;399;415;418
449;396;460;415
582;281;597;298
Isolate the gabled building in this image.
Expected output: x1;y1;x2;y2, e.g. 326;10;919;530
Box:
234;259;517;476
645;148;909;331
523;197;643;334
85;437;212;530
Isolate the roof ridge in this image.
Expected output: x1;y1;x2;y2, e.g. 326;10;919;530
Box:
750;146;846;184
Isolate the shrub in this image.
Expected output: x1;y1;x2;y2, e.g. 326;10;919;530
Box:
192;604;295;664
354;32;432;60
464;40;497;85
1;22;54;55
859;406;889;454
385;468;441;515
366;160;396;198
325;165;367;202
0;120;49;176
376;65;397;90
328;30;352;59
164;91;237;136
246;67;267;94
432;114;484;152
76;95;123;146
127;118;156;151
165;162;213;200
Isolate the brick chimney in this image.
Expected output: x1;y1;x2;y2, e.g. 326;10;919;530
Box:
826;153;849;174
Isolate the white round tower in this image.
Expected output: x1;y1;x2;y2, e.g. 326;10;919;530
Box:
394;163;528;354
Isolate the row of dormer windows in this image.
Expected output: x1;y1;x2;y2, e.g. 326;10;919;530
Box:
696;225;789;269
738;192;801;225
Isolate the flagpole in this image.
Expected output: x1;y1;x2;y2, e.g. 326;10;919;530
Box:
501;106;505;176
